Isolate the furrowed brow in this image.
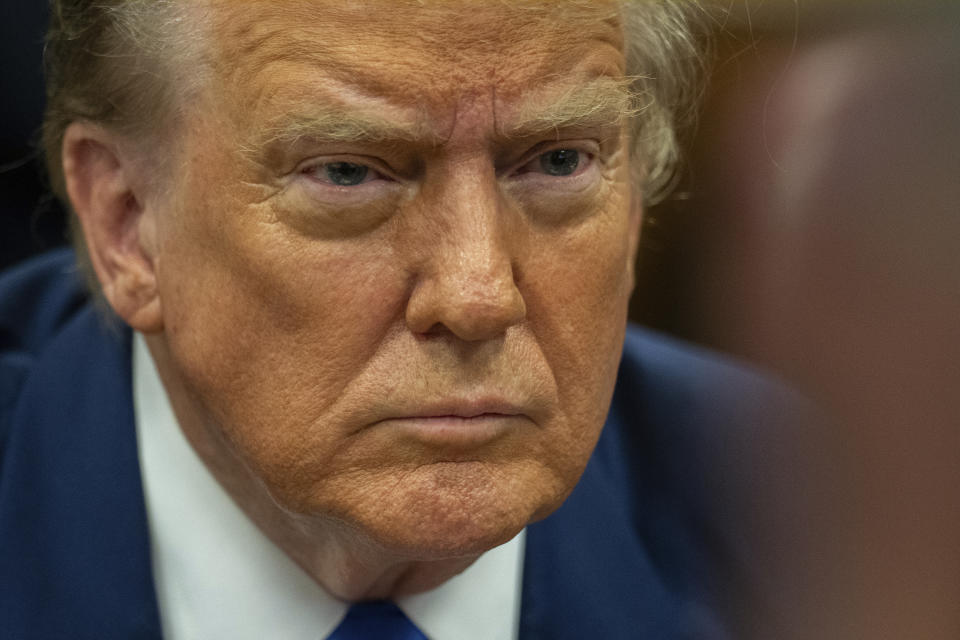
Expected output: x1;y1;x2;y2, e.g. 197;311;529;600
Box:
504;76;639;139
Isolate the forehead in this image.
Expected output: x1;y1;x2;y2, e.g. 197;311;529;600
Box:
198;0;626;132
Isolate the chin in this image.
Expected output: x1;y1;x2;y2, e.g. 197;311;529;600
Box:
328;460;568;560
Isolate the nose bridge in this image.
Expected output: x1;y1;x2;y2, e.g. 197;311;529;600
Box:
439;167;510;283
405;160;526;340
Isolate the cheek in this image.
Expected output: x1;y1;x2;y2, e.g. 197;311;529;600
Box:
156;196;408;478
520;189;635;473
525;188;633;367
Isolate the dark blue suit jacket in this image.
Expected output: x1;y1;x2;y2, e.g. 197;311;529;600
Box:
0;251;789;639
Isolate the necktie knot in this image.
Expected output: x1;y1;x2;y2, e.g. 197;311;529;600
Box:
328;600;428;640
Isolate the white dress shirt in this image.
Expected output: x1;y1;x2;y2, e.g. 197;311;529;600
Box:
133;333;525;640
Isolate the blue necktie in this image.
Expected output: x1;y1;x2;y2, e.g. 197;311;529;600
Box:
328;601;429;640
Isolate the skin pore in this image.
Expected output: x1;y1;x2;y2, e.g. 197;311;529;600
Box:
66;0;641;600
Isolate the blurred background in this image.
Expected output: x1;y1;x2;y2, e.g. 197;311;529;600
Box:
636;2;960;638
2;1;958;638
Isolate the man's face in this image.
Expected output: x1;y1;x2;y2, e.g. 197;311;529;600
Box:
153;0;638;557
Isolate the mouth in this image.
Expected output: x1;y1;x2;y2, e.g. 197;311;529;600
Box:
374;400;532;447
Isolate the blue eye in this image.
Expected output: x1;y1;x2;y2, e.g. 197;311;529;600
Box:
324;162;369;186
539;149;580;177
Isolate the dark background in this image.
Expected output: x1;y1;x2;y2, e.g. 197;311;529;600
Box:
0;1;67;272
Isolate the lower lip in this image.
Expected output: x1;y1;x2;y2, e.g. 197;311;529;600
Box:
377;413;526;447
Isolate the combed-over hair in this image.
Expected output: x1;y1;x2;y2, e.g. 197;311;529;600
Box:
43;0;707;286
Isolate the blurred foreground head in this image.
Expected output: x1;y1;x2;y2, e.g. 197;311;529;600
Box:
693;4;960;638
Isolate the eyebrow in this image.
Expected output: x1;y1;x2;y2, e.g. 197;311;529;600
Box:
249;75;637;156
502;76;639;139
253;107;430;151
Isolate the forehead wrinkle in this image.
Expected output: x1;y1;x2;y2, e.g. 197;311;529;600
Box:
201;0;631;157
204;2;340;84
240;68;445;157
206;23;453;150
207;0;625;99
204;5;435;125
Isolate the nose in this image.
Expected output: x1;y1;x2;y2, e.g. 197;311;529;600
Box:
405;174;526;341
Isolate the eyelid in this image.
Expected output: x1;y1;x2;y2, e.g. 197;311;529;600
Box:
296;155;397;185
509;141;600;178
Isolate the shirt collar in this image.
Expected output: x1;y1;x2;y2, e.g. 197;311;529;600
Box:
133;332;524;640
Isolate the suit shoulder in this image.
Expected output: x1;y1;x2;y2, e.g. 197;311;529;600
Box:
605;325;813;544
617;325;800;425
583;328;813;633
0;249;88;357
610;326;812;483
622;325;765;387
0;250;89;444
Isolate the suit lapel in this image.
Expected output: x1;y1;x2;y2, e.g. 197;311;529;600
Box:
519;423;680;639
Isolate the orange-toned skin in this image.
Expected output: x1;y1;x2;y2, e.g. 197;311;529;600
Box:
65;0;641;600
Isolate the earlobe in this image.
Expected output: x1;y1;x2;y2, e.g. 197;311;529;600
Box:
62;122;164;333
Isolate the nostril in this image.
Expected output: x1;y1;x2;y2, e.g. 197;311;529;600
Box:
418;322;454;338
406;281;526;342
404;240;526;340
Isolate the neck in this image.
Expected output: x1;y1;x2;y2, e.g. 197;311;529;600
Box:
279;520;479;600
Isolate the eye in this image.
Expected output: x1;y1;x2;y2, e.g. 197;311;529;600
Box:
303;161;379;186
538;149;581;177
514;147;594;179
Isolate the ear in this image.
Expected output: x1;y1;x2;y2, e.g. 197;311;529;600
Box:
62;122;163;333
